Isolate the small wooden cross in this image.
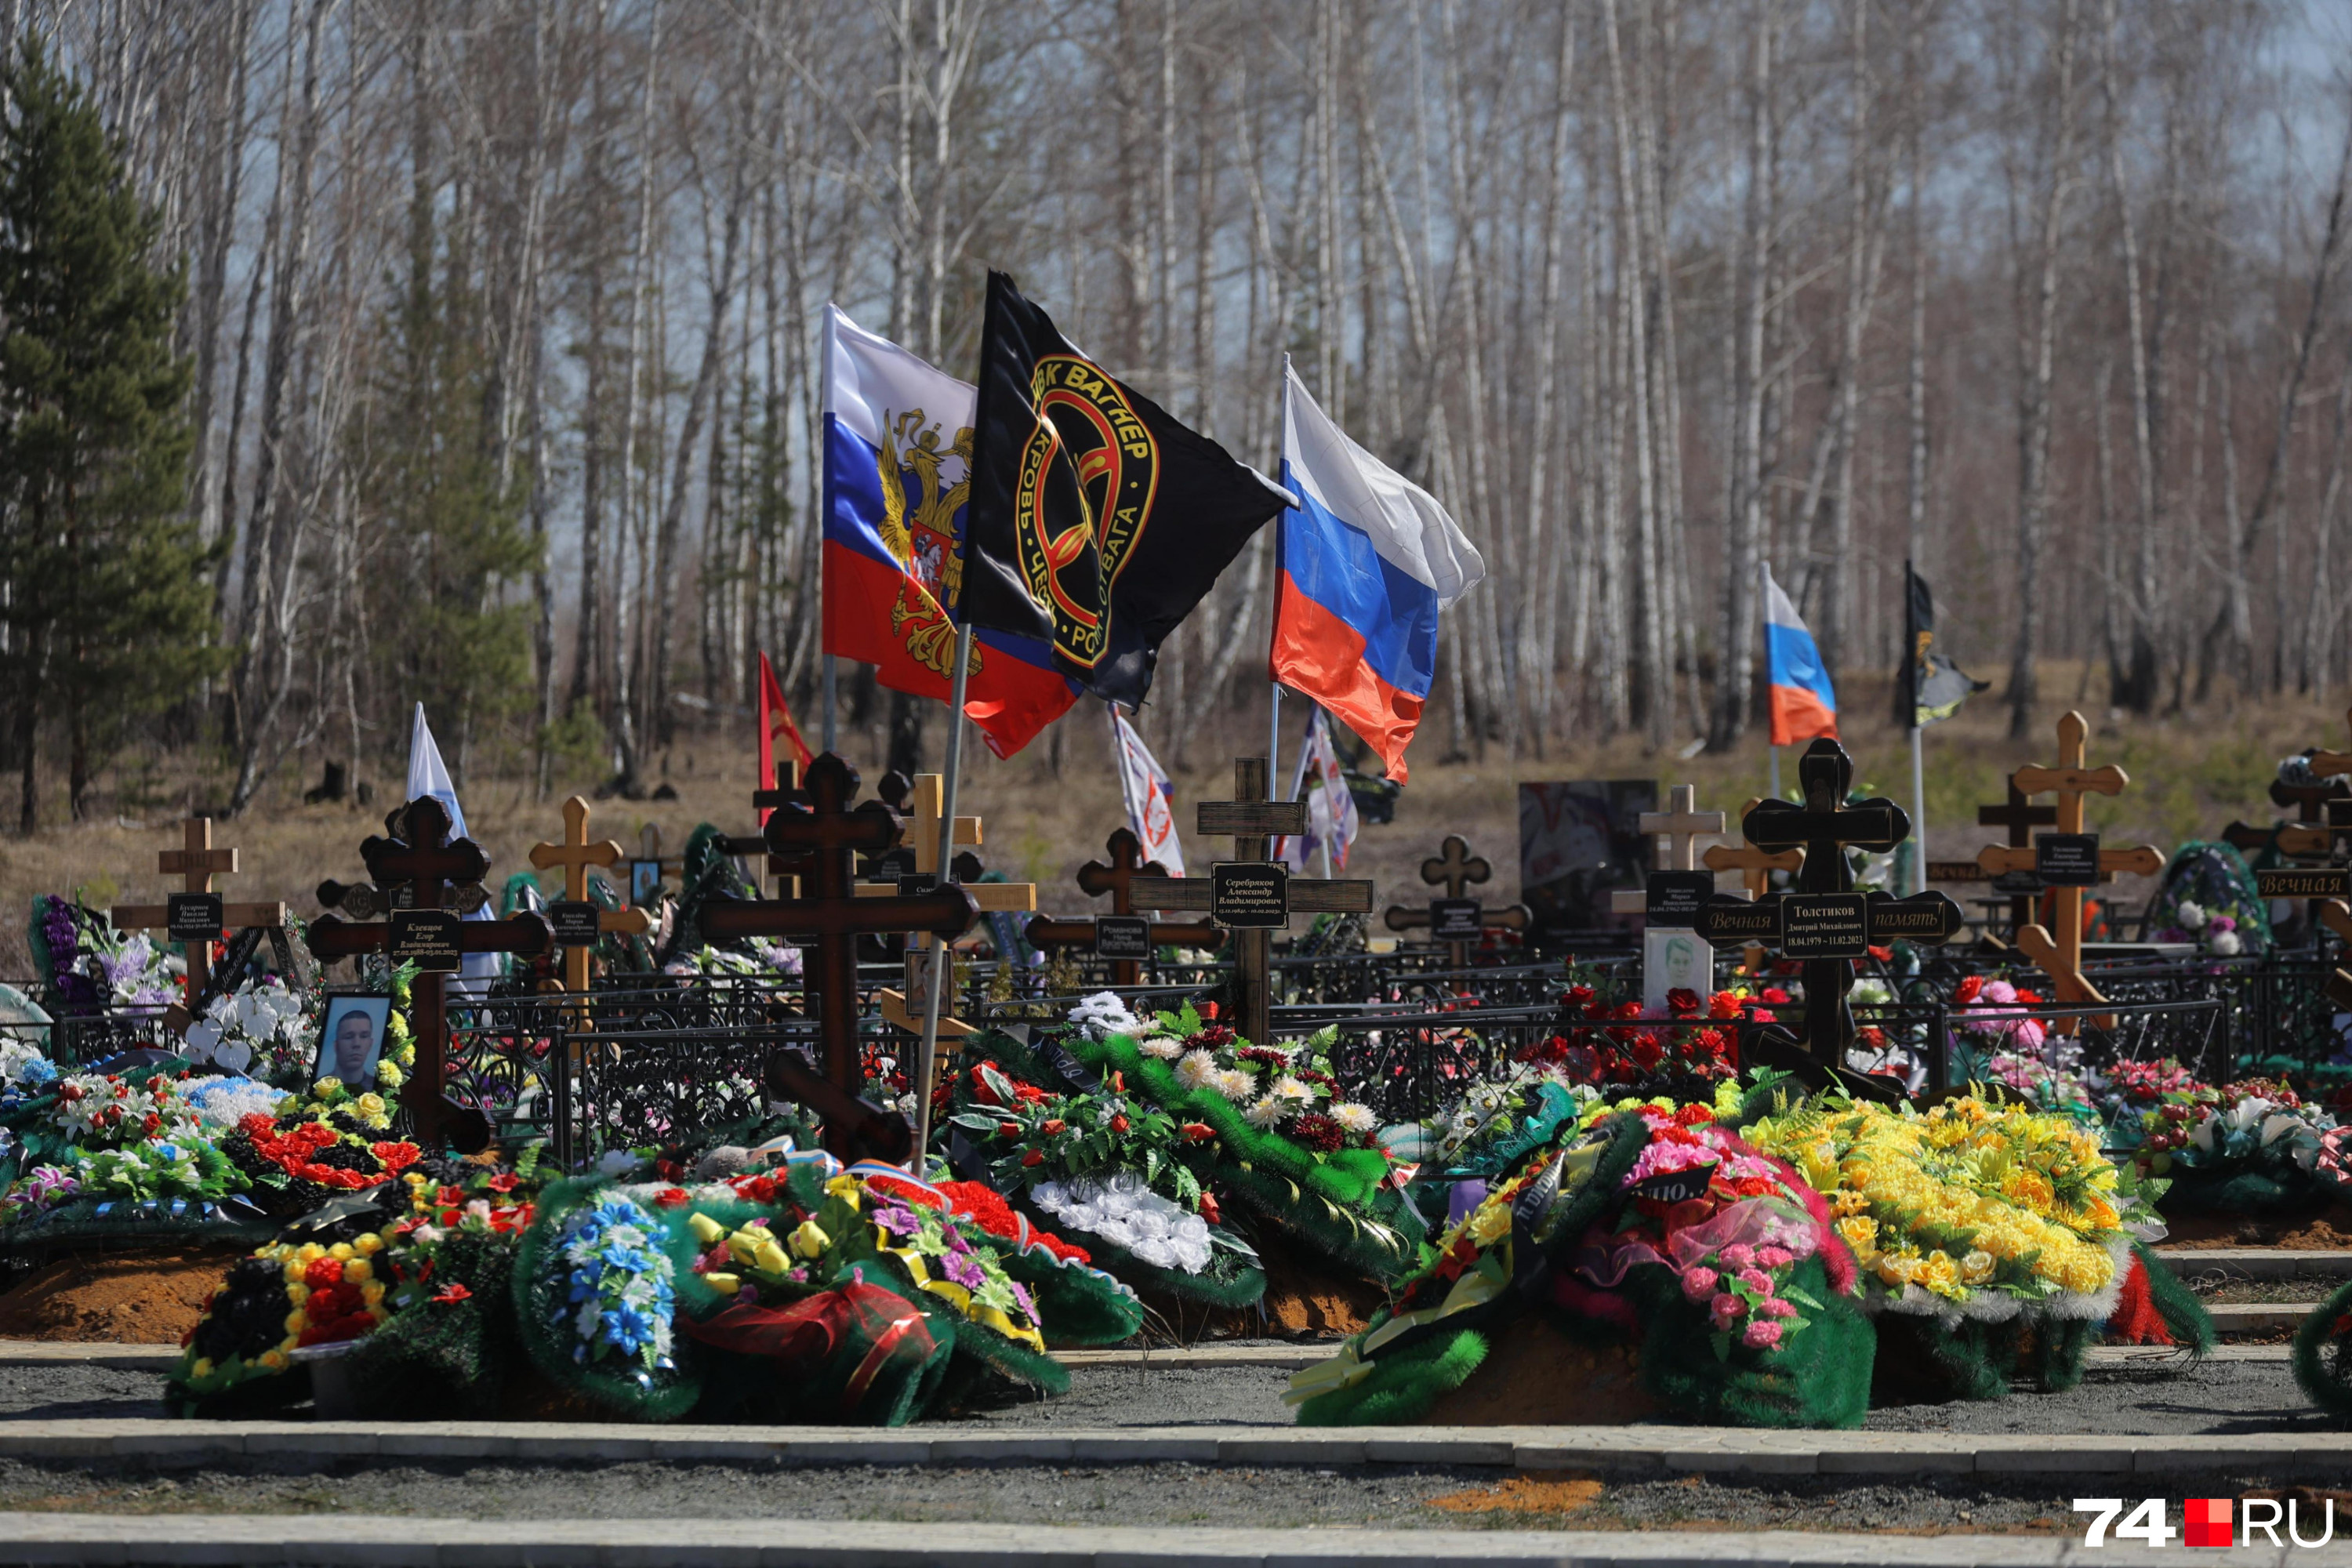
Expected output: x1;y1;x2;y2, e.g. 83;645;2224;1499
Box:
1974;711;2163;1033
111;818;289;1007
1027;828;1223;985
529;797;655;1000
305;798;554;1152
1130;758;1374;1044
1612;785;1728;917
698;753;980;1159
1384;834;1530;967
1976;779;2060;932
850;773;1029;911
1700;797;1803;973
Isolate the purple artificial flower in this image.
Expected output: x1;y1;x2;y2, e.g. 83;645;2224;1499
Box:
873;1204;922;1239
941;1251;987;1291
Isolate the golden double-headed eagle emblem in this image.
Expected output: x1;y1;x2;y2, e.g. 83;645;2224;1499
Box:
877;407;980;680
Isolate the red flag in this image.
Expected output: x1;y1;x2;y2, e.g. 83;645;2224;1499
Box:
757;651;813;822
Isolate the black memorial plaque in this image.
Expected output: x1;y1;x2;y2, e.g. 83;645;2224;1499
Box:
898;873;938;898
1865;891;1968;944
1644;871;1713;928
387;909;463;972
1210;862;1290;928
1779;892;1869;960
2256;867;2352;899
1694;895;1783;949
167;892;223;942
549;901;602;947
1094;914;1152;960
1991;870;2043;897
2036;833;2101;887
1429;898;1484;940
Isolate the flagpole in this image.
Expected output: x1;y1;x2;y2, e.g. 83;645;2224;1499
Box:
1768;745;1782;803
822;655;837;754
1910;722;1928;898
1269;684;1283;783
913;622;975;1172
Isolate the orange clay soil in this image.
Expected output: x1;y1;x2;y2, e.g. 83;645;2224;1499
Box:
0;1243;248;1344
1421;1315;1663;1425
1139;1247;1392;1344
2153;1202;2352;1250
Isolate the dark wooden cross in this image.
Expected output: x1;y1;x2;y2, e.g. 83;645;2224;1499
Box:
1974;710;2162;1034
111;817;288;1011
1129;757;1374;1044
529;796;654;1002
1693;739;1962;1089
1977;780;2059;932
1026;827;1223;985
698;753;978;1160
305;797;554;1153
715;759;811;895
1383;834;1531;968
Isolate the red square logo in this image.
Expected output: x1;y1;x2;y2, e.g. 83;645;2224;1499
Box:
2186;1497;2233;1548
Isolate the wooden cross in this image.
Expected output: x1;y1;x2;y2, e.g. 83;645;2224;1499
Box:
698;753;979;1160
850;774;1029;911
1611;785;1728;917
2273;707;2352;822
1129;757;1374;1044
1383;834;1530;967
111;818;288;1008
1978;780;2059;933
1700;797;1802;975
529;797;655;1001
1026;828;1224;985
1973;710;2164;1033
305;798;554;1153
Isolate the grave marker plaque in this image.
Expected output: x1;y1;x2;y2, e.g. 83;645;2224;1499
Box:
167;893;223;943
388;909;464;971
1693;896;1782;946
2035;833;2101;887
1383;834;1529;967
1644;872;1713;928
1094;915;1152;960
1428;898;1484;941
548;902;602;947
1779;893;1870;959
1025;827;1221;986
2257;867;2352;899
1210;862;1290;927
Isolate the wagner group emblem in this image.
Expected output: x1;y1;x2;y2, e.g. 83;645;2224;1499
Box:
1013;354;1160;669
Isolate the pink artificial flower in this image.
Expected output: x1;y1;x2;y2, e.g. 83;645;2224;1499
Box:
1742;1319;1784;1350
1710;1292;1744;1325
1981;979;2017;1006
1762;1297;1799;1319
1755;1246;1793;1269
1737;1267;1774;1295
1719;1243;1755;1269
1681;1266;1719;1301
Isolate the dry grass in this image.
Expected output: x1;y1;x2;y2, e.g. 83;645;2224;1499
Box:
2;660;2343;980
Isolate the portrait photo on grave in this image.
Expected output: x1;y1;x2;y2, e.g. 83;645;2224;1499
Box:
630;858;662;907
1518;780;1657;936
314;992;391;1087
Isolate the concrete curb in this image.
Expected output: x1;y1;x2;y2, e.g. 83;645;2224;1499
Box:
2205;1304;2318;1333
0;1512;2338;1567
0;1420;2343;1475
2153;1248;2352;1279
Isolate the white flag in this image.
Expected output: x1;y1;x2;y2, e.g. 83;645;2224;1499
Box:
1274;707;1359;873
1108;704;1184;876
406;703;500;986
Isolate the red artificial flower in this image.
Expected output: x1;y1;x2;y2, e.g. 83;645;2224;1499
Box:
372;1143;421;1174
1629;1033;1664;1071
654;1159;682;1181
304;1256;346;1289
1708;991;1744;1020
2015;988;2045;1007
1198;1191;1221;1225
1954;975;1984;1004
1109;1113;1130;1134
1759;987;1791;1006
1665;988;1700;1017
1020;1149;1044;1167
996;1120;1021;1138
1181;1122;1215;1142
732;1174;778;1204
1041;1119;1066;1135
1110;1071;1125;1093
1562;985;1595;1010
434;1185;466;1208
431;1283;473;1305
1867;945;1893;963
484;1171;521;1193
653;1187;690;1208
1199;1001;1220;1021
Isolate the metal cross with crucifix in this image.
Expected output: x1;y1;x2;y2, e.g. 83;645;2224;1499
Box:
699;753;978;1160
1025;827;1222;985
1976;710;2163;1034
1700;798;1802;975
1694;739;1963;1076
1130;757;1374;1045
529;796;654;1003
1384;834;1530;968
111;818;289;1008
306;798;555;1153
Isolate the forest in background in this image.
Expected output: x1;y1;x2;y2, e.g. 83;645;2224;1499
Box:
2;0;2350;825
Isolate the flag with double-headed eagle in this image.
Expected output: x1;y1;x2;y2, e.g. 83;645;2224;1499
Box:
820;303;1080;757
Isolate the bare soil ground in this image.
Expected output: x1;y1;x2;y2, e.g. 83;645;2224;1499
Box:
2;666;2341;978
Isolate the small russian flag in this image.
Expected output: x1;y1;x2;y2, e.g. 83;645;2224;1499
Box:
1762;563;1837;746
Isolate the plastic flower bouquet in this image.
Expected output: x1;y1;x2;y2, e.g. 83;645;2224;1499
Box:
184;978;317;1083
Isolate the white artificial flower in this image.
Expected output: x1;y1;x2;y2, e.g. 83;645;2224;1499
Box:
0;1039;45;1087
2176;901;2206;930
2209;931;2243;956
1174;1050;1217;1089
1270;1075;1315;1104
1243;1094;1292;1128
597;1149;645;1178
1210;1068;1258;1102
1068;991;1143;1041
2259;1112;2307;1147
1330;1102;1378;1134
1138;1035;1185;1060
2190;1112;2219;1152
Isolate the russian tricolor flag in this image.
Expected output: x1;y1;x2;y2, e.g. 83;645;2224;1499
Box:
1269;365;1483;784
1762;563;1838;746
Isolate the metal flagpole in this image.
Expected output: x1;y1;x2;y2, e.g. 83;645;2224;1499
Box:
822;655;837;753
1769;745;1782;803
912;622;975;1171
1269;684;1283;782
1911;724;1928;897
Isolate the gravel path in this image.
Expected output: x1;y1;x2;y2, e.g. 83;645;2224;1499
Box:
0;1356;2331;1434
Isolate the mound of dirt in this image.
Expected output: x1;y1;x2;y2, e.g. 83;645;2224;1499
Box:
1138;1247;1392;1344
0;1244;248;1345
1423;1316;1661;1425
2154;1202;2352;1250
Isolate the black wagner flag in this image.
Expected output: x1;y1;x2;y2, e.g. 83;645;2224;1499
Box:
1896;561;1989;729
956;270;1290;707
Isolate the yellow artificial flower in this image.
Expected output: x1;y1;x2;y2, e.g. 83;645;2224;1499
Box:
328;1242;354;1261
354;1232;385;1256
703;1272;741;1295
688;1213;728;1245
360;1281;385;1307
285;1283;310;1307
343;1258;371;1284
259;1349;290;1372
824;1174;862;1210
296;1243;325;1263
190;1357;215;1380
1467;1197;1513;1246
789;1220;831;1260
284;1310;307;1335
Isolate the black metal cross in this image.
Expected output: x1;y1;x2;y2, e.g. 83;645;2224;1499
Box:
698;753;978;1160
1382;833;1530;967
1978;779;2059;932
1025;827;1221;985
305;797;554;1153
